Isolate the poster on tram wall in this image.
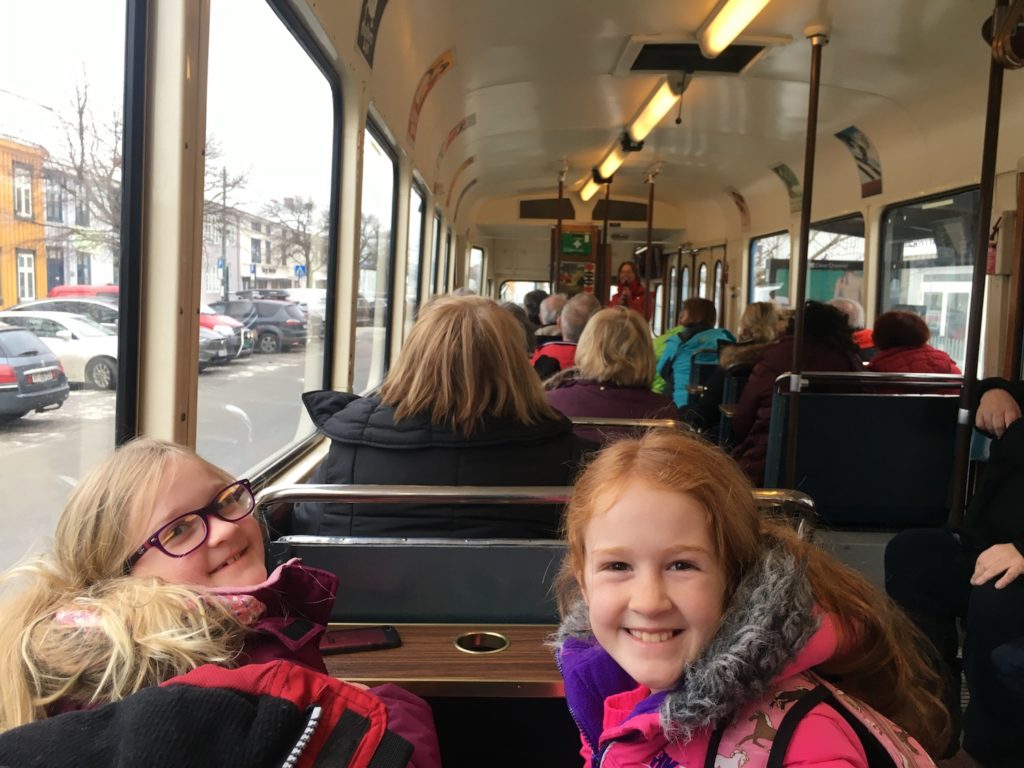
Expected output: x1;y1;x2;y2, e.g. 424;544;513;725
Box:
436;114;477;173
408;48;455;143
770;163;802;214
356;0;389;67
834;125;883;197
558;261;596;297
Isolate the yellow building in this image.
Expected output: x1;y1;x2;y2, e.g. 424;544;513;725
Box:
0;137;48;309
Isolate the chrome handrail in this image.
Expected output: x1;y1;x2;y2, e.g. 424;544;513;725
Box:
569;416;693;432
771;370;963;394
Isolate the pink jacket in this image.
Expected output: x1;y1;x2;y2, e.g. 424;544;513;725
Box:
556;544;933;768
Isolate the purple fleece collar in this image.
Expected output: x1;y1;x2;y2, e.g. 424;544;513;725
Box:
558;635;638;749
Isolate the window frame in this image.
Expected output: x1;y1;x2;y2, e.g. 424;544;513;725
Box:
747;229;790;304
405;178;427;335
13;162;33;219
430;211;442;294
16;249;36;300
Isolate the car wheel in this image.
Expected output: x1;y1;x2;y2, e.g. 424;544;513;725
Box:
86;357;118;390
257;332;281;354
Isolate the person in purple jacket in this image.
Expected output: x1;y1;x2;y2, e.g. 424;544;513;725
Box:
0;439;440;768
546;306;678;442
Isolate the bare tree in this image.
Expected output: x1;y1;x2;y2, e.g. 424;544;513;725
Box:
359;212;383;270
262;196;327;288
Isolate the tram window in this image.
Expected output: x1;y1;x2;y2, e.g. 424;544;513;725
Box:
404;183;426;338
667;266;678;327
698;263;709;298
714;261;724;327
468;247;484;294
879;188;980;370
430;211;441;294
653;284;664;335
0;0;127;569
750;231;791;304
443;228;452;291
354;124;397;394
499;280;551;304
197;0;334;474
680;265;691;302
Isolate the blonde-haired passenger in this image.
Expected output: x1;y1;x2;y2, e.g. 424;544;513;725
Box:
293;295;595;538
554;431;948;767
546;307;677;441
0;439;440;766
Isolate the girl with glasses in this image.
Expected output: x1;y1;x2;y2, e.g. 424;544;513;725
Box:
0;439;440;767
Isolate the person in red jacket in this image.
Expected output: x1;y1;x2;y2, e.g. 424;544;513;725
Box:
609;261;650;319
867;310;961;375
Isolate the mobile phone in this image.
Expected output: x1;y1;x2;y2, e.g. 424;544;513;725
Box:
320;625;402;655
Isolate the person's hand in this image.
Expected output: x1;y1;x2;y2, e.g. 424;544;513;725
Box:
971;543;1024;588
976;387;1022;437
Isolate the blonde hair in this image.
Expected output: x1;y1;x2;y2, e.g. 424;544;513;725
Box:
737;302;779;344
557;431;949;755
0;439;250;732
379;295;560;435
575;307;655;387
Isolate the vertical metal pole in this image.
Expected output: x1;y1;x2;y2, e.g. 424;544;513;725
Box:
948;38;1006;526
1002;171;1024;378
783;31;828;488
555;174;564;288
644;179;655;320
602;181;612;300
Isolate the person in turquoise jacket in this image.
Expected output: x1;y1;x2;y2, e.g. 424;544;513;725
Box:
655;297;735;407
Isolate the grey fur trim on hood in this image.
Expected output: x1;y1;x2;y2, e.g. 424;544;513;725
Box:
543;366;581;391
555;538;820;742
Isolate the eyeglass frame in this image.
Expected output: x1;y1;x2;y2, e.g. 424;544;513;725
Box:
123;479;255;573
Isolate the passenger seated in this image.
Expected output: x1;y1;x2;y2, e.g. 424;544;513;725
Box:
530;292;600;380
682;301;779;436
545;306;677;441
294;295;595;538
829;297;875;361
0;439;440;767
866;310;961;376
534;293;567;341
730;301;862;486
554;431;947;767
885;377;1024;767
499;299;536;354
655;297;735;408
522;288;548;329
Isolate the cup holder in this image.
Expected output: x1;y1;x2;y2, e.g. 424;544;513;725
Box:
453;631;510;655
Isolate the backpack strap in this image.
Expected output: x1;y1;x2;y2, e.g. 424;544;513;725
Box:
766;684;898;768
703;721;729;768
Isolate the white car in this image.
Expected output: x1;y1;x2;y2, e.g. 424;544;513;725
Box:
0;311;119;389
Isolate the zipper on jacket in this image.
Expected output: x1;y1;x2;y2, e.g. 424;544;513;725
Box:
282;704;322;768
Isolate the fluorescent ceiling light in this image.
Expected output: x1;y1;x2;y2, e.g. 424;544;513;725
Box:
579;177;602;202
699;0;772;59
627;80;680;143
597;146;626;180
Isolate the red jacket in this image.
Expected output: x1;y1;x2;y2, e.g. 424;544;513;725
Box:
867;344;961;375
609;280;651;319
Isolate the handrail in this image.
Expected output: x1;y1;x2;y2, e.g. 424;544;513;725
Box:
569;416;693;432
256;484;815;517
771;371;963;394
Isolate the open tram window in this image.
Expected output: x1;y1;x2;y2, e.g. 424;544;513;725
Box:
468;247;485;294
354;121;398;394
197;0;336;474
404;181;427;339
0;0;127;570
750;231;790;304
879;188;980;371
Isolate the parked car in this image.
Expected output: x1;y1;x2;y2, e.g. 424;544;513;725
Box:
210;299;307;353
8;298;119;332
0;322;70;421
200;304;254;361
198;326;230;370
0;311;119;390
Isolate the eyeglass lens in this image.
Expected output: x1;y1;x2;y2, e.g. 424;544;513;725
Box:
156;482;254;556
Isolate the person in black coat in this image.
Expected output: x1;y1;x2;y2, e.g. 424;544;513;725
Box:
292;295;595;539
885;377;1024;767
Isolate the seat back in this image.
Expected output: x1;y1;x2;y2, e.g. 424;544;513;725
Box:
763;372;961;528
718;362;754;447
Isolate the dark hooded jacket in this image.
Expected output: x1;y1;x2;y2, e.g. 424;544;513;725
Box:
293;390;594;538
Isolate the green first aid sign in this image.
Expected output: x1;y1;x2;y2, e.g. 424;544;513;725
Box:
561;232;592;254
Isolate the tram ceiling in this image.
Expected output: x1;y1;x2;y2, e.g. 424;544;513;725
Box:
313;0;994;212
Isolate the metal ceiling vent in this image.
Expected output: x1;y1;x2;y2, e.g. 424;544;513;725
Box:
614;35;788;77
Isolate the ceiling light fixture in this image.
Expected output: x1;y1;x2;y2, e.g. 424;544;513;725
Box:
698;0;772;59
579;177;602;202
627;79;682;143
